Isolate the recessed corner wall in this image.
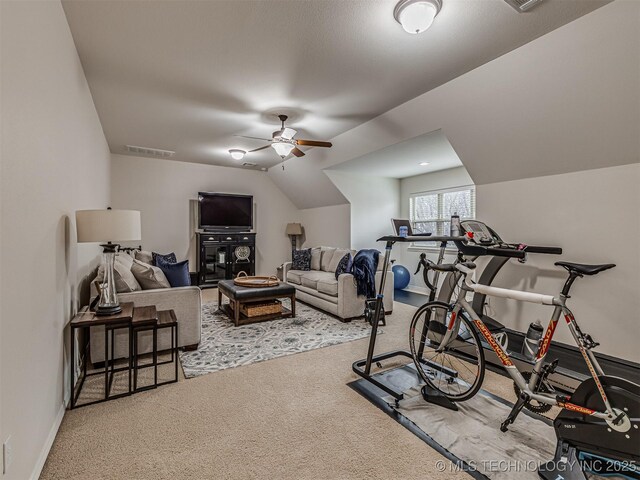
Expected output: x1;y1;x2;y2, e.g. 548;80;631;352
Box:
110;154;301;276
299;204;351;249
1;1;111;478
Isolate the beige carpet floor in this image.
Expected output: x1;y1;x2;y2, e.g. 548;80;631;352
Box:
41;289;529;480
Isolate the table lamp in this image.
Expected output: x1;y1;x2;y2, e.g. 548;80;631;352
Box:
76;208;141;316
285;223;303;260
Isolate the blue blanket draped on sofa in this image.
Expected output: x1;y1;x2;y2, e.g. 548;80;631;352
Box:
351;249;380;299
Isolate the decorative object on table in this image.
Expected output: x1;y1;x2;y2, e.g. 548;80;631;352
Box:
285;222;303;259
334;253;353;279
152;251;177;266
76;208;141;316
155;257;191;287
292;248;312;271
392;264;411;290
179;300;377;378
233;271;280;288
234;245;251;262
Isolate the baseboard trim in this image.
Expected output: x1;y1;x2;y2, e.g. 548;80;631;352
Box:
30;403;65;480
404;285;429;295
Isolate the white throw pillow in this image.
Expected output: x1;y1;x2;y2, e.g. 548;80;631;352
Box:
130;259;171;290
310;247;322;270
320;247;337;272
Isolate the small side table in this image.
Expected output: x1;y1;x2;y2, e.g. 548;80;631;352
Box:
69;303;134;409
132;307;178;392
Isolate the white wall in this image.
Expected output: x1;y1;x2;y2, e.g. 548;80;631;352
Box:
271;1;638;207
0;2;111;478
477;164;640;363
110;154;300;276
299;204;351;249
325;171;400;251
398;167;473;289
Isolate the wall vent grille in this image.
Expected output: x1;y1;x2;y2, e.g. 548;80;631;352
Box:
242;162;257;167
125;145;175;158
503;0;543;12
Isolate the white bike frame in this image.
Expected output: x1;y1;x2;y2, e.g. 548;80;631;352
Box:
440;264;617;422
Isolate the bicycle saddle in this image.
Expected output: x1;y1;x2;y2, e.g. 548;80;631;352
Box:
555;261;615;276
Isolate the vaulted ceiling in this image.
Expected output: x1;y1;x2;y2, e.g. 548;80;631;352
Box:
62;0;609;171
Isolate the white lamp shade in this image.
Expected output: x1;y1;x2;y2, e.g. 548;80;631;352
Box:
76;209;141;243
272;142;295;158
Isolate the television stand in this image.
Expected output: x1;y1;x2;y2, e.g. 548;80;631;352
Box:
196;232;256;288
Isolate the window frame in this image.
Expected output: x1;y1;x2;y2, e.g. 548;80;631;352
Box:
409;184;476;250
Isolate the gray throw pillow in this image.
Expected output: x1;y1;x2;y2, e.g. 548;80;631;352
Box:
131;259;171;290
310;247;322;271
96;256;141;293
328;248;351;272
134;250;153;265
320;247;337;272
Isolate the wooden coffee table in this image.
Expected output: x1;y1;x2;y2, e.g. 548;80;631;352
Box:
217;279;296;326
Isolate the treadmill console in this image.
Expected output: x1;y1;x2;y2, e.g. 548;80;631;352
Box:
460;220;502;246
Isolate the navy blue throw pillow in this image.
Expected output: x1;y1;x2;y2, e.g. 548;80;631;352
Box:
153;251;177;266
156;258;190;287
292;249;312;271
335;253;353;279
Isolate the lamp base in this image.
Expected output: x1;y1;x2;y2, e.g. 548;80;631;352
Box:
95;304;122;317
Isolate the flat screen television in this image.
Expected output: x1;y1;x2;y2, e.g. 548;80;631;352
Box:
198;192;253;231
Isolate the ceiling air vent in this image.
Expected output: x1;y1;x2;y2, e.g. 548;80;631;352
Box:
503;0;544;12
242;162;257;167
125;145;175;158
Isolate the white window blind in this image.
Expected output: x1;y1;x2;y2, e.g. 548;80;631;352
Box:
410;185;476;239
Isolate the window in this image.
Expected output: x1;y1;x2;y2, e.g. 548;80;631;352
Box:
410;185;476;240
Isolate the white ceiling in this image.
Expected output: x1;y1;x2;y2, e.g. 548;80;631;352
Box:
326;129;461;178
61;0;609;170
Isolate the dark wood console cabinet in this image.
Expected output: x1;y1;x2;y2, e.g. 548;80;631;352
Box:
197;232;256;288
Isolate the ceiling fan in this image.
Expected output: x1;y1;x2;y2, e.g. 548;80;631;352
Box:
236;115;332;160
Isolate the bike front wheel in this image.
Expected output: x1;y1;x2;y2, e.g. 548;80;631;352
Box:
409;302;485;402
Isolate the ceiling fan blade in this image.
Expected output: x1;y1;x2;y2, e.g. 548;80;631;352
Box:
248;145;271;153
296;139;332;148
234;135;273;142
291;147;305;157
280;128;297;140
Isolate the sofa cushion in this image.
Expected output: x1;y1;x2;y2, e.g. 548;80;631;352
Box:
131;259;171;289
292;248;312;271
327;248;351;272
320;247;336;271
317;277;339;297
300;270;334;290
286;270;304;285
96;255;141;293
156;258;190;287
310;247;322;271
135;250;153;265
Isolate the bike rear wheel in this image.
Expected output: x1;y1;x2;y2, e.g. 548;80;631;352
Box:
409;302;485;402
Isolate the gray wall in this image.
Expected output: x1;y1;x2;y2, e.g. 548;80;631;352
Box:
0;2;111;478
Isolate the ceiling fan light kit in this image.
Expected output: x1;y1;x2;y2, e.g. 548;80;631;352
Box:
229;149;246;160
233;114;332;162
394;0;442;35
272;142;295;158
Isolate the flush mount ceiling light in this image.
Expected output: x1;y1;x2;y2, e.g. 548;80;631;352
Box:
394;0;442;35
419;162;430;166
228;149;246;160
271;141;296;159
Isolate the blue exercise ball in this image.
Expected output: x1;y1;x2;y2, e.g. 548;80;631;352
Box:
392;264;411;290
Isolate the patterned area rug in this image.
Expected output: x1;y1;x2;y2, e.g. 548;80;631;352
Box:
179;300;376;378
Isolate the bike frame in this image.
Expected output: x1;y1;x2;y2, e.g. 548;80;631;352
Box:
440;268;616;422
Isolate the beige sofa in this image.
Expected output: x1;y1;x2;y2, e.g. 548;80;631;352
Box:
89;251;201;363
283;246;393;321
